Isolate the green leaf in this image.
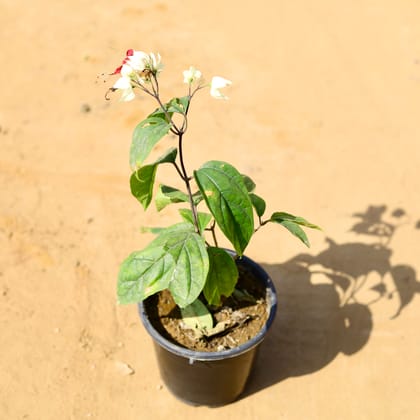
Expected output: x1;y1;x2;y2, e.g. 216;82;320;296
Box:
155;184;190;211
178;96;190;111
130;165;157;210
129;112;172;169
131;148;178;211
154;147;178;164
194;161;254;255
250;193;266;217
166;96;190;114
269;212;320;247
140;226;165;234
271;212;321;230
180;299;213;333
178;208;212;233
192;190;203;205
275;220;310;247
203;247;239;306
118;224;209;307
148;223;209;307
242;174;256;192
117;246;174;304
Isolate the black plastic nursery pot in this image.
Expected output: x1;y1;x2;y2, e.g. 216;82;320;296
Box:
138;253;277;406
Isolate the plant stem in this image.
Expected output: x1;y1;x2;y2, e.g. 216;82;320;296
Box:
210;221;218;247
178;132;200;233
150;73;181;135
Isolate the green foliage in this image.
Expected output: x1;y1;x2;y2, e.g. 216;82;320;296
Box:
249;193;266;217
140;226;165;234
203;247;238;306
166;96;190;114
118;223;209;308
178;208;212;234
180;299;213;334
130;165;157;210
269;212;321;247
155;185;190;211
194;161;254;255
130;148;177;210
117;246;174;304
130;110;173;169
242;174;256;192
113;57;320;314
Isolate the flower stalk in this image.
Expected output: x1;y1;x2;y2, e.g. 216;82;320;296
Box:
178;132;200;233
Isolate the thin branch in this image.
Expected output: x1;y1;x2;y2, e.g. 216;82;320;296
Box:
178;133;200;233
172;161;186;181
209;221;218;247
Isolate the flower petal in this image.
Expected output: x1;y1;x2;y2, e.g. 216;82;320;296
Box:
113;76;132;89
183;66;202;84
120;87;135;102
148;52;163;73
210;76;232;99
126;51;148;71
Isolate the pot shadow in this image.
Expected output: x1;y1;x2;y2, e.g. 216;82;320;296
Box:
243;205;420;397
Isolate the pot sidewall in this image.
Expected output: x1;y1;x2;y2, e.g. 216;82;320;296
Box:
138;253;277;406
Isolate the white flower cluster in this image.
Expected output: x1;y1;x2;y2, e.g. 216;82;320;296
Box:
110;49;163;101
110;50;231;102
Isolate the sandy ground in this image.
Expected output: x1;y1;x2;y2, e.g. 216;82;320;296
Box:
1;1;420;419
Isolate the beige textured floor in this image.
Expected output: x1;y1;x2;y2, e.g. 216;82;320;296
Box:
1;1;420;419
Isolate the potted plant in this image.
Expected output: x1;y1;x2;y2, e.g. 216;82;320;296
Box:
106;49;320;406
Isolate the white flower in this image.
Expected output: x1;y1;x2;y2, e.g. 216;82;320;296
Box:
125;50;149;72
110;50;148;101
148;52;163;73
109;49;164;101
210;76;232;99
183;66;202;84
111;49;148;76
112;75;135;102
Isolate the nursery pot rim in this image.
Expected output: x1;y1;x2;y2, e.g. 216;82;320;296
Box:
138;252;277;362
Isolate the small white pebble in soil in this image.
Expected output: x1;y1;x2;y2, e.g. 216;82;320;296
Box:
114;360;135;376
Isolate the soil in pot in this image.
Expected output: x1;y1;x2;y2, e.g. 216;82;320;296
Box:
144;264;269;352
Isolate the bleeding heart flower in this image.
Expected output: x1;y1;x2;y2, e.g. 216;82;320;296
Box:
112;49;149;75
108;50;163;101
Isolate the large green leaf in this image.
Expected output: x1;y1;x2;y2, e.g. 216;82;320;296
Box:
269;212;321;247
203;247;238;306
129;111;172;169
117;246;174;304
147;223;210;307
194;161;254;255
118;224;209;307
131;148;178;210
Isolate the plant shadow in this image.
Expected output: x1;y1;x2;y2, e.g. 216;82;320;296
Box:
243;205;420;397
